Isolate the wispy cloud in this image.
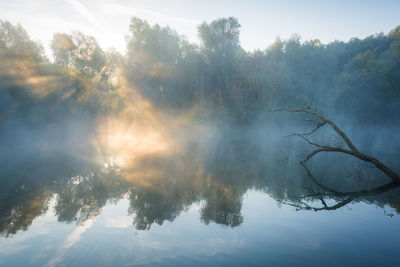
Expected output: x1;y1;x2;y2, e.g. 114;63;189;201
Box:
46;217;97;267
103;3;201;25
66;0;100;28
105;216;132;228
63;218;96;248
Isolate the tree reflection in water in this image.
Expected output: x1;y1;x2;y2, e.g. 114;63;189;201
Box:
275;107;400;212
1;124;399;238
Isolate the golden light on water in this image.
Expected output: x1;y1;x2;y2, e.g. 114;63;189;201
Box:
91;77;175;174
95;116;172;169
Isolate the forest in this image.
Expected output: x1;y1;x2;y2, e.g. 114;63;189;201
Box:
1;17;400;128
1;16;400;235
2;0;400;263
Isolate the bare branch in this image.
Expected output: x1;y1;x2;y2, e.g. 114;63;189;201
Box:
302;121;327;136
318;194;328;208
274;106;400;212
300;162;342;194
300;147;399;181
288;134;330;149
277;106;399;181
276;106;358;152
283;180;400;212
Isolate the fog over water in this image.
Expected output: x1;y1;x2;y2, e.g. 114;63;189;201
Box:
1;16;400;267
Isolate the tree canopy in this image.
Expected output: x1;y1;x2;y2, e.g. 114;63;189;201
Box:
1;17;399;123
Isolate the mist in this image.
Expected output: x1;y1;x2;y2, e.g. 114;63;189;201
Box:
1;15;400;266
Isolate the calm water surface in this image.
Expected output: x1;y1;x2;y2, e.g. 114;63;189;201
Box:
1;123;399;266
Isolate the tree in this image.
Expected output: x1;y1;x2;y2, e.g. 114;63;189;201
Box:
51;31;106;77
197;17;245;110
125;17;183;106
0;20;44;61
198;17;241;56
126;17;181;71
275;106;400;211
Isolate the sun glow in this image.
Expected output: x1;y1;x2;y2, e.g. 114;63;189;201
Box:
91;78;174;174
96;117;171;169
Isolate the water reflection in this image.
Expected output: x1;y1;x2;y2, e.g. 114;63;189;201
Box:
1;124;399;238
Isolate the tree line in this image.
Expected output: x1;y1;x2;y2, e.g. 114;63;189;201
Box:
1;17;399;124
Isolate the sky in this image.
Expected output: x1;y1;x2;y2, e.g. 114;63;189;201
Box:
1;0;400;55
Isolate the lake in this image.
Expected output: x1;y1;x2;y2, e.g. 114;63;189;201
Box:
1;119;400;267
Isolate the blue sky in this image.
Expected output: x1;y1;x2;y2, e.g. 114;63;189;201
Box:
1;0;399;55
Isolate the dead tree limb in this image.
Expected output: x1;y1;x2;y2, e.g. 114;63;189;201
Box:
274;106;400;211
277;106;399;181
279;180;400;212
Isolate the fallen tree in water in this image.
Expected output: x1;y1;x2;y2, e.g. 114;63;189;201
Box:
276;106;400;211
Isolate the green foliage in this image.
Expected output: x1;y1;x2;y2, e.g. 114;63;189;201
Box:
0;20;45;61
198;17;241;55
127;17;181;69
1;18;400;124
51;31;106;77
